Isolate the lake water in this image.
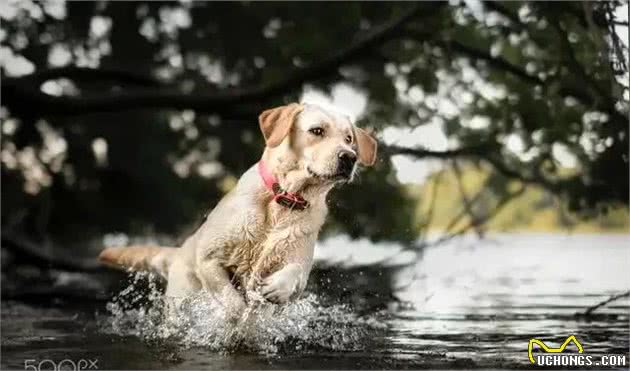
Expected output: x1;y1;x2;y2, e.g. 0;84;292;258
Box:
2;234;629;369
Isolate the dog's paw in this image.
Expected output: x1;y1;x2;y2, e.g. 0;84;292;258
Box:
260;264;302;304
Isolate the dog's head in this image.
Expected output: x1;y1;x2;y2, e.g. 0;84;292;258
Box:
259;103;377;184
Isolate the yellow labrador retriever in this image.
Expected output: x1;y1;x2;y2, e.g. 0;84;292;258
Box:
99;102;377;316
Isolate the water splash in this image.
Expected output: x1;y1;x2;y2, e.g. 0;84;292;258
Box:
101;272;385;354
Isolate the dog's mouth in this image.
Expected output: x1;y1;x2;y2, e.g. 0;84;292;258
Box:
307;166;351;182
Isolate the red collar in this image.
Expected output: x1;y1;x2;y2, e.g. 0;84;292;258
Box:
257;161;309;211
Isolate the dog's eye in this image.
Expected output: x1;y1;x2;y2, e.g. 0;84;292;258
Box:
345;135;353;144
309;127;324;137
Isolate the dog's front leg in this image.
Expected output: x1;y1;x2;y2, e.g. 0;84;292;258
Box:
253;233;316;304
259;263;304;304
196;258;246;319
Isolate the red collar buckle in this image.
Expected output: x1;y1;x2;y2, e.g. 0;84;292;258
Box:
273;189;309;210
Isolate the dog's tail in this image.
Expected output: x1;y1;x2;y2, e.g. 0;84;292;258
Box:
98;245;177;278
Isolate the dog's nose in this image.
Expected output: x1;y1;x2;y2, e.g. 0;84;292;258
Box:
337;151;357;176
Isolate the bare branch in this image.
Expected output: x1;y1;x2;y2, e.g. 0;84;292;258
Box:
382;143;490;159
448;40;544;85
384;143;568;196
452;159;485;238
429;185;526;246
3;66;162;87
417;171;443;235
2;232;105;272
383;142;586;205
548;12;607;100
442;169;493;234
576;290;630;317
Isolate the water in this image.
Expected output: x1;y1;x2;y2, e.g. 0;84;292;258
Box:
104;277;383;354
2;234;629;369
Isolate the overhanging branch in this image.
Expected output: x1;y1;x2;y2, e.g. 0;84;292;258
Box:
2;232;105;272
3;66;162;87
382;143;489;159
384;143;572;197
2;3;441;116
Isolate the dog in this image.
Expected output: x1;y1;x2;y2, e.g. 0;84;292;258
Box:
99;102;377;317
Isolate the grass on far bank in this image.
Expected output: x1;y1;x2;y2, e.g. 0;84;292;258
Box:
408;164;629;234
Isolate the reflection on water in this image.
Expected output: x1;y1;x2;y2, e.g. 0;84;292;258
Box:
1;234;629;369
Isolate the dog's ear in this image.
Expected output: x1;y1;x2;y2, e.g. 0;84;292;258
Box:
259;103;304;148
355;127;378;166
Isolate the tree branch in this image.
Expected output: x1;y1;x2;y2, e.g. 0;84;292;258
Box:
2;3;440;116
2;232;105;272
414;10;622;119
409;182;525;252
441;169;494;234
480;3;627;124
428;185;525;246
3;66;163;87
483;155;560;191
451;159;485;238
447;40;544;85
382;143;490;159
402;29;543;86
417;170;443;235
384;143;572;199
548;12;607;101
438;36;597;106
576;290;630;317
